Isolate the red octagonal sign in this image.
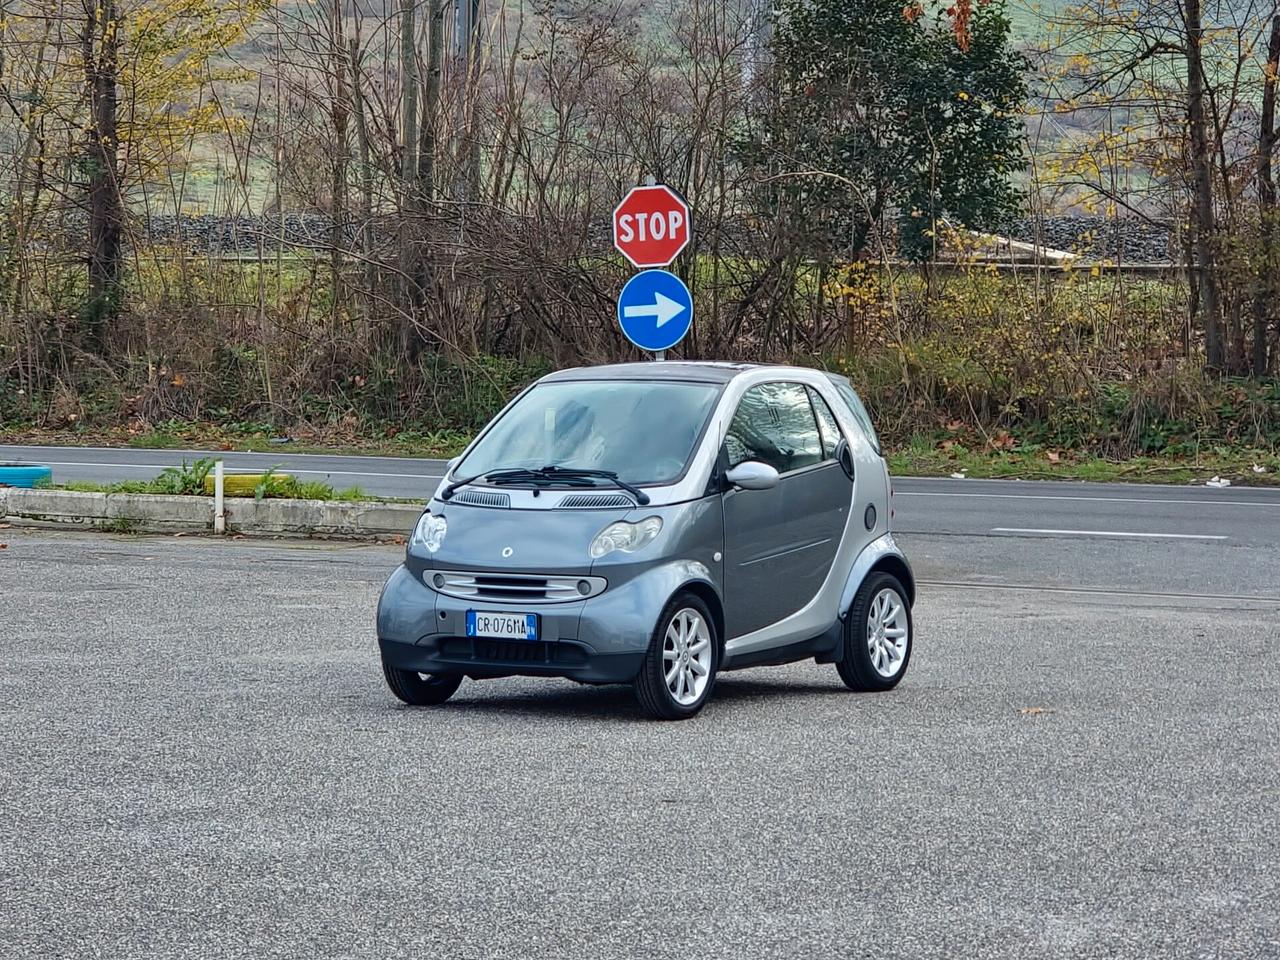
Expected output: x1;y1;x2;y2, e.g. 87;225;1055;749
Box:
613;184;691;268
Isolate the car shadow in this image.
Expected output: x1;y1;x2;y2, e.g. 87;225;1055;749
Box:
711;674;850;701
432;680;650;723
378;671;852;723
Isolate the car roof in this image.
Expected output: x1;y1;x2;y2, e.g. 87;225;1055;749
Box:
541;361;829;385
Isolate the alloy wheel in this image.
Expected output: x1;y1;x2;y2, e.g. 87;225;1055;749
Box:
663;607;713;706
866;588;909;678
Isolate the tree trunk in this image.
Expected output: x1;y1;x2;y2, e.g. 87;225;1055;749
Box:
399;0;420;319
419;0;445;206
1254;16;1280;376
81;0;123;353
349;37;377;297
329;0;349;319
400;0;419;188
453;0;481;205
1185;0;1225;371
405;0;445;323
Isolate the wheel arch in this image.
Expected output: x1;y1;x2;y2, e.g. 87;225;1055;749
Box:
838;533;916;618
675;579;726;653
869;555;915;606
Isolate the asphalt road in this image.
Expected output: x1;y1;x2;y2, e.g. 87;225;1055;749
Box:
5;442;1280;550
2;524;1278;958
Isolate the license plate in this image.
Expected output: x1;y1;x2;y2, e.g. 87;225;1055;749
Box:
466;610;538;641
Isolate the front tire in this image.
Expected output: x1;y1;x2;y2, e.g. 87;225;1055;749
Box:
836;572;913;691
634;593;719;720
382;658;463;706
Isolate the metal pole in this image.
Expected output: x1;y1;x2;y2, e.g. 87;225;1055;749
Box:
653;350;666;362
214;460;225;534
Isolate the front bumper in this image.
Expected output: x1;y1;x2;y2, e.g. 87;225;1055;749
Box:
377;635;646;684
376;562;710;684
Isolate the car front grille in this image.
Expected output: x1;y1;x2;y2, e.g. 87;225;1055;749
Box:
450;491;511;508
556;493;635;508
438;637;589;667
427;570;606;603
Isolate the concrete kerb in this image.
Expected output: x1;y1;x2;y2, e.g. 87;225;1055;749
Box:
0;487;420;539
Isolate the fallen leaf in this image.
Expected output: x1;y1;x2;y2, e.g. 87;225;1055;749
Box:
0;543;7;550
1018;706;1052;716
390;535;406;546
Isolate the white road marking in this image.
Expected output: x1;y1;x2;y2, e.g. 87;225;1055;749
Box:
0;444;448;465
920;579;1280;605
992;527;1228;541
24;459;443;481
899;491;1278;508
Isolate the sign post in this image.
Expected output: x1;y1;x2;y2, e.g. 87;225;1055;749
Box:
613;183;693;358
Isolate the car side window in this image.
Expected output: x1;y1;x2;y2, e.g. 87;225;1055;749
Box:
725;382;824;474
831;380;881;454
807;387;844;459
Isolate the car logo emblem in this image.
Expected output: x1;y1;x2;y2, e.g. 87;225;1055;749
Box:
501;547;514;558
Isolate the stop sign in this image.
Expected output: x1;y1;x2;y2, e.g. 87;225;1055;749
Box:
613;185;691;268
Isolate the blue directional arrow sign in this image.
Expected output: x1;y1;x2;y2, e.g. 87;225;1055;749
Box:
616;269;693;353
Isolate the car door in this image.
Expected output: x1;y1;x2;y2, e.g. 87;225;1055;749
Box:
721;381;852;639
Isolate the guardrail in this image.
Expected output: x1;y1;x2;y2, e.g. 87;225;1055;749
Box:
914;261;1180;277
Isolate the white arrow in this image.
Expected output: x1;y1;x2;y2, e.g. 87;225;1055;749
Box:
623;291;686;327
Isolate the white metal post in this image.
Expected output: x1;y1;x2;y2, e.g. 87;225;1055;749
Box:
214;460;225;534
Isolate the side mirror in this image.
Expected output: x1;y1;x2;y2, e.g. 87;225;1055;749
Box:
724;461;780;491
835;439;855;481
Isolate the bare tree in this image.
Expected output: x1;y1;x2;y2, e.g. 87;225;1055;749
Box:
81;0;124;348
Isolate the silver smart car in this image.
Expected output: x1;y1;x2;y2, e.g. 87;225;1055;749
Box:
377;362;914;720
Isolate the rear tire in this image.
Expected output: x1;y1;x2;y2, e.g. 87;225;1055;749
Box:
634;592;719;720
382;658;463;706
836;572;912;692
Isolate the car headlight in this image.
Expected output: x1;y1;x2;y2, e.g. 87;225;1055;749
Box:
589;517;662;559
411;512;447;553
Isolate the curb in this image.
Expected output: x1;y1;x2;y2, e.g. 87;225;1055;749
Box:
0;488;421;539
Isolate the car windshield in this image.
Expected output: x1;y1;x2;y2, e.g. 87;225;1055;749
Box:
456;379;722;486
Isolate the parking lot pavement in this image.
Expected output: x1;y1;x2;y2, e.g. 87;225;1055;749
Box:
2;529;1278;959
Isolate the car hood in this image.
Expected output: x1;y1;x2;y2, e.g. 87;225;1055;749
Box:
418;500;633;576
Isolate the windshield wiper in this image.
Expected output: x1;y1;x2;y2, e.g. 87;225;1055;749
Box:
439;472;483;501
485;468;598;490
524;466;651;505
441;466;651;505
440;468;595;500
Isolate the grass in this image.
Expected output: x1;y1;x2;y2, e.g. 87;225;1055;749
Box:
888;434;1280;485
52;473;385;502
